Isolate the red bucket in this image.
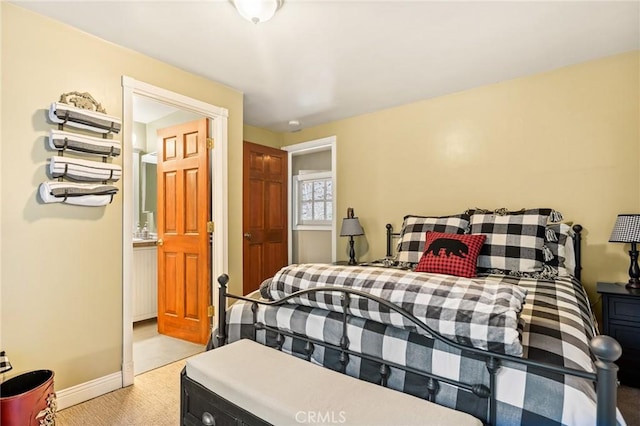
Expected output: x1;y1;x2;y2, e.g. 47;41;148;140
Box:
0;369;56;426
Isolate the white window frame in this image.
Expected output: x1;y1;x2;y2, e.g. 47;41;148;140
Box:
293;171;333;230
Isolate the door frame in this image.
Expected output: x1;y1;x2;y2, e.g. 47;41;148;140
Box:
282;136;337;263
121;76;229;386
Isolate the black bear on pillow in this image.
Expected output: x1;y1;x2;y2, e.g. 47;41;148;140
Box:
425;238;469;259
415;231;486;278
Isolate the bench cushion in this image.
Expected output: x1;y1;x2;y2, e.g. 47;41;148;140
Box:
185;339;482;426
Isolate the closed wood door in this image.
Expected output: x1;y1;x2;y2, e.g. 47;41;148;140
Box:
157;118;210;345
243;142;288;295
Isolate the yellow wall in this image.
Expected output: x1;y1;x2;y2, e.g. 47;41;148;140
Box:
1;1;638;392
0;3;244;389
283;51;640;305
243;124;283;148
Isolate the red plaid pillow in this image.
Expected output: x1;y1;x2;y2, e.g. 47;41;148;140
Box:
415;231;486;278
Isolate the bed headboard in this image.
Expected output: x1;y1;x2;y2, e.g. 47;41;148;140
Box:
385;223;583;281
572;224;583;281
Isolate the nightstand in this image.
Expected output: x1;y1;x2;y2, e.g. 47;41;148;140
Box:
597;282;640;388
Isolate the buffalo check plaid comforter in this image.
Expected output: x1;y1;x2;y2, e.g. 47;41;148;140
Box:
266;264;527;356
222;265;624;426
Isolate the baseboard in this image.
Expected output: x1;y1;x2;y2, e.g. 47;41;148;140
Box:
56;371;122;410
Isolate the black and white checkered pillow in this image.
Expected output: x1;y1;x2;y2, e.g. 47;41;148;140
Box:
545;223;576;277
396;214;470;264
470;209;552;272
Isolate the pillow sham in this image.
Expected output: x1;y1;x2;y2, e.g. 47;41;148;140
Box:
415;231;486;278
545;223;576;277
466;207;563;224
481;265;559;281
396;214;470;264
469;208;553;272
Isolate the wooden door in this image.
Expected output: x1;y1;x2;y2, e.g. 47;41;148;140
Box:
243;142;288;295
157;118;211;345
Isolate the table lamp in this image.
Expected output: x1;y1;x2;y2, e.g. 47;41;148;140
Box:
609;214;640;289
340;207;364;265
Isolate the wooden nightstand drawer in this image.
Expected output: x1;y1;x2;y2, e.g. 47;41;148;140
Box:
617;357;640;387
607;297;640;323
607;323;640;351
597;282;640;388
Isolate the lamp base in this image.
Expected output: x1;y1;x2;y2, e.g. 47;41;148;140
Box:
625;245;640;289
348;236;357;266
626;278;640;289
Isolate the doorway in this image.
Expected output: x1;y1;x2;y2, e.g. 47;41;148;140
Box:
122;77;229;386
283;136;337;264
130;105;209;374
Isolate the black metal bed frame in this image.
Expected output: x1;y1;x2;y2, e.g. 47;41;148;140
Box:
216;223;622;426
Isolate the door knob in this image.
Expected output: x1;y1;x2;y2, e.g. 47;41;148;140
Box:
156;239;163;246
243;233;252;239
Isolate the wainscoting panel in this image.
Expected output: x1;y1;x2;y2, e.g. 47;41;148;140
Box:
132;246;158;322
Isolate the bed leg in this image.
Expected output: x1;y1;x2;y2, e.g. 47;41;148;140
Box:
591;335;622;426
216;274;229;347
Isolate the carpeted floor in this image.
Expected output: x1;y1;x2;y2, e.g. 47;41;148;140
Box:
56;358;639;426
56;359;185;426
56;319;204;425
619;384;640;426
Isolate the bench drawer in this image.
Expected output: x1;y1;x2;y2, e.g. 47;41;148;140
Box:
181;370;271;426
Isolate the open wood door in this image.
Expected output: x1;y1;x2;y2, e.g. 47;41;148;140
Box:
157;118;211;345
243;142;288;295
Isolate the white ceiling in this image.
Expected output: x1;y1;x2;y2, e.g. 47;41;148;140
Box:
13;1;640;132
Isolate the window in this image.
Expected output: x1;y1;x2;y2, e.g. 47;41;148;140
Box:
293;171;332;229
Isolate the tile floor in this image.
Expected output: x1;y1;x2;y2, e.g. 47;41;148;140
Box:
133;318;205;375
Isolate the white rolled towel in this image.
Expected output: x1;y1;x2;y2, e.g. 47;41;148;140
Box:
49;102;121;134
39;181;118;207
49;156;122;182
49;129;120;157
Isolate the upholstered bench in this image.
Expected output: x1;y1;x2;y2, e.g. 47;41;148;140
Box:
181;339;482;426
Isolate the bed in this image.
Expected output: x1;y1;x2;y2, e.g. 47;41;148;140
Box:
213;209;624;426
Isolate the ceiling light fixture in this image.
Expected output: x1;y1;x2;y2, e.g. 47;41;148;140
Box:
288;120;301;132
230;0;284;24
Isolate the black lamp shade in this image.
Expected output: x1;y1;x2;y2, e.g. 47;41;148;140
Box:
609;214;640;243
609;214;640;289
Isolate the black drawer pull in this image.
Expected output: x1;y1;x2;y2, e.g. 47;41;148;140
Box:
202;411;216;426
